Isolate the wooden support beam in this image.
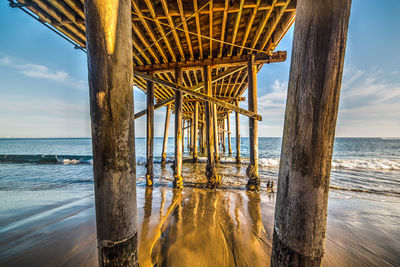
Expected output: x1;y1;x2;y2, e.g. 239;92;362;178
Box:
150;2;289;17
271;0;351;265
84;0;138;265
18;0;86;47
199;122;203;153
229;0;245;56
250;0;278;50
146;78;154;186
187;119;191;150
213;104;220;162
193;0;203;59
134;70;262;121
235;100;241;163
133;51;286;72
222;118;226;152
174;69;183;189
191;116;195;152
260;0;291;51
218;0;229;57
209;0;213;58
201;116;206;153
239;0;261;55
143;0;177;62
132;22;159;64
182;120;185;152
246;54;259;191
161;104;171;165
193;102;199;162
204;65;220;188
160;0;185;61
227;112;232;154
132;0;168;63
177;0;194;60
134;66;246;119
183;96;245;103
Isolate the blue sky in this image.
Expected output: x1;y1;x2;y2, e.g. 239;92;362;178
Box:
0;0;399;138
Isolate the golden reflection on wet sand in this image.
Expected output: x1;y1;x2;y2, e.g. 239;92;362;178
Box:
137;185;273;267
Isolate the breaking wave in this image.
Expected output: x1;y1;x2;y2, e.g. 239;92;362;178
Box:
0;154;93;165
1;154;399;171
332;159;400;171
256;158;400;171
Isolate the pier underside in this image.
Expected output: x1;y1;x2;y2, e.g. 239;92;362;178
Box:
10;0;294;119
10;0;352;266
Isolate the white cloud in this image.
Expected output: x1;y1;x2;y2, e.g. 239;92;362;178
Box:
0;56;87;90
0;57;10;65
337;66;400;136
19;64;69;81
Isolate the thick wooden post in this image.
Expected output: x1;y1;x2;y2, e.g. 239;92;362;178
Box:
187;119;190;150
213;104;220;162
161;104;171;166
193;102;199;162
146;78;154;186
84;0;138;265
190;115;194;152
174;69;183;189
204;65;220;188
235;100;241;163
182;119;185;152
199;118;203;153
201;117;206;153
222;119;226;152
227;112;232;154
246;55;259;191
271;0;351;266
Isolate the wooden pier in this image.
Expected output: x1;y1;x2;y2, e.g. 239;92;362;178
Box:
10;0;351;265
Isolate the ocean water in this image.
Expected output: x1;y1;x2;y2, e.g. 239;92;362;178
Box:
1;137;400;266
0;137;400;213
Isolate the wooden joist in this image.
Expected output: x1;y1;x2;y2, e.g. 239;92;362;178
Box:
134;51;287;72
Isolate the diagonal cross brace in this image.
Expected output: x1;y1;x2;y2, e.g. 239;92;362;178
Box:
134;69;262;121
134;65;246;119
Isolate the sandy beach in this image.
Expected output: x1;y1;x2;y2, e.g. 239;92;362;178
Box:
1;162;399;267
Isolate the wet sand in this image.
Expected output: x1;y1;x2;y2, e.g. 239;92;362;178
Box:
1;162;399;266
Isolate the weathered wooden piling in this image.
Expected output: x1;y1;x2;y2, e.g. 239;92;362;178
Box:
146;78;154;186
84;0;138;265
271;0;351;265
201;118;206;154
222;119;226;152
227;112;232;154
246;55;259;191
161;104;171;166
199;119;203;153
213;104;220;162
182;119;185;152
204;65;220;188
235;100;241;164
187;119;190;151
190;115;194;152
174;69;183;189
193;102;199;162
